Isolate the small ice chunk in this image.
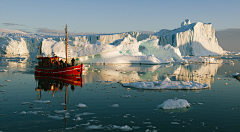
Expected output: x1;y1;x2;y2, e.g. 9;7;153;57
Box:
75;103;87;108
112;125;132;131
21;102;30;105
0;90;6;92
143;121;152;124
81;122;90;126
33;100;50;104
61;103;66;106
109;104;119;107
73;117;83;121
157;98;190;109
75;112;95;117
232;73;239;77
121;95;131;98
54;110;67;114
5;80;10;82
19;111;26;115
85;125;104;130
171;122;180;124
0;69;8;72
27;111;38;115
47;115;64;120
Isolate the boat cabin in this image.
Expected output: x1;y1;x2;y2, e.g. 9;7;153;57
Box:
37;56;59;68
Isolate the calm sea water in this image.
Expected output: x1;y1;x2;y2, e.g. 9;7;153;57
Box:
0;56;240;132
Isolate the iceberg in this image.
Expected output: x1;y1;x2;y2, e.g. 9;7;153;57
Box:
0;19;225;65
155;19;224;56
157;98;190;109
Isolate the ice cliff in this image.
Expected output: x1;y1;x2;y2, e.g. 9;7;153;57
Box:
155;19;223;56
0;19;224;61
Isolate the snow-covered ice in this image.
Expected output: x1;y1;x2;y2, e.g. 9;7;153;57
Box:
122;77;210;90
157;98;190;109
75;103;87;108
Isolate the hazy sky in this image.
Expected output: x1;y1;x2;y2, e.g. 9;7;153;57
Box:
1;0;240;34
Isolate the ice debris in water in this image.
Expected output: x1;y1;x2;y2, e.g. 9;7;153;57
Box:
171;122;180;125
85;125;104;130
19;111;26;115
109;104;119;107
54;110;67;114
75;103;87;108
157;98;190;109
47;115;64;120
0;90;6;92
121;95;131;98
75;112;95;117
232;72;239;77
81;122;90;126
123;77;210;90
73;117;83;121
5;80;10;82
112;125;132;131
21;102;30;105
33;100;50;104
0;69;8;72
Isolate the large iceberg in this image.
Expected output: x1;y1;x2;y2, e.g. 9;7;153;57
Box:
0;19;224;64
155;19;224;56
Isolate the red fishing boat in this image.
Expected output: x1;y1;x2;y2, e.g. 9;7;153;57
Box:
35;25;83;76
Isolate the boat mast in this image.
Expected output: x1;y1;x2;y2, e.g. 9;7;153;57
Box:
65;24;68;65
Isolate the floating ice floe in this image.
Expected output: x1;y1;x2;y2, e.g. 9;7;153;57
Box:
21;102;30;105
123;77;210;90
19;111;26;115
81;122;90;126
47;115;64;120
85;125;104;130
121;95;131;98
33;100;50;104
54;110;67;114
75;112;95;117
157;98;190;109
0;69;8;72
112;125;132;131
73;117;83;121
27;111;38;115
75;103;87;108
5;80;10;82
0;90;6;92
109;104;119;107
232;72;239;77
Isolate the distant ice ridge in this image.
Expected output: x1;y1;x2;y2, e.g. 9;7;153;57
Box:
155;19;223;56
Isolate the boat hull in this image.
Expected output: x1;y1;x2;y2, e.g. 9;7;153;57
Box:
35;64;83;76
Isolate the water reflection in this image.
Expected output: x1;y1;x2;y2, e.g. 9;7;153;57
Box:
0;54;35;68
83;61;223;85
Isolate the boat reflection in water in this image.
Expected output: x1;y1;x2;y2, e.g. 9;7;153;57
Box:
34;75;83;118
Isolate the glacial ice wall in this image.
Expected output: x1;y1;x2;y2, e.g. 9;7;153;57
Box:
155;19;223;56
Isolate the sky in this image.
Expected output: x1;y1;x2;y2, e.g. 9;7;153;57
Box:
1;0;240;34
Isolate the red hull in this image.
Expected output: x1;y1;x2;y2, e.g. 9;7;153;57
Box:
35;64;83;76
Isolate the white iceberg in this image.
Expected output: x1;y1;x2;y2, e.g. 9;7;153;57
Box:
157;98;190;109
